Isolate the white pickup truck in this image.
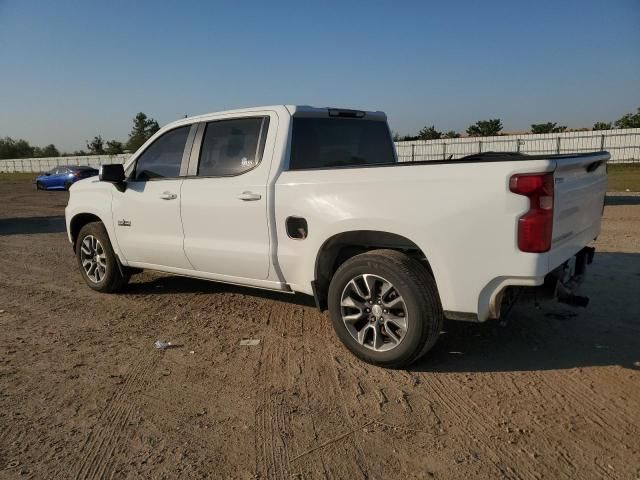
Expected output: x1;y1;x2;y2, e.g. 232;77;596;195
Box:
65;105;608;367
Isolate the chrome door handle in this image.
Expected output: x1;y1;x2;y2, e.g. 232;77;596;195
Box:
160;191;177;200
236;191;262;201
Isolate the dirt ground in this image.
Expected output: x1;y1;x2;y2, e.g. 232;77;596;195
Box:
0;180;638;480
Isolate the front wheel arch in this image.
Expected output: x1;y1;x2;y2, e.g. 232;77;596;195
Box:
70;213;104;252
76;221;130;292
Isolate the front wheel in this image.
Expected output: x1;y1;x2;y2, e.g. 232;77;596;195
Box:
36;181;44;190
76;222;129;293
328;249;443;368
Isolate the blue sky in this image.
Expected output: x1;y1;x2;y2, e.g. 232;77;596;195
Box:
0;0;639;151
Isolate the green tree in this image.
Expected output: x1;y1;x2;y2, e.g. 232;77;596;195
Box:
86;135;105;155
443;131;460;139
40;144;60;157
0;137;35;159
32;144;59;157
614;107;640;129
593;122;612;131
466;119;503;137
531;122;566;134
418;125;442;140
391;131;401;142
105;140;124;155
126;112;160;152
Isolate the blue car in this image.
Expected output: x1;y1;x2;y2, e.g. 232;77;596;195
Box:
35;165;99;191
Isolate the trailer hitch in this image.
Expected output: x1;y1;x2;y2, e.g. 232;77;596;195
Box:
537;246;594;309
554;246;595;308
557;283;589;307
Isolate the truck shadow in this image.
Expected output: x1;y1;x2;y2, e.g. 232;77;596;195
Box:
127;275;317;308
411;313;640;373
130;253;640;373
412;252;640;373
605;194;640;206
0;216;66;235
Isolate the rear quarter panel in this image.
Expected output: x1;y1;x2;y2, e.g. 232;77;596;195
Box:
275;159;555;319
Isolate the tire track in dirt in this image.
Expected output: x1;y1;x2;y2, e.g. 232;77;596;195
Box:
294;309;370;479
422;368;636;480
71;355;155;480
254;302;296;479
331;357;442;432
421;374;536;480
525;369;639;477
253;302;370;479
488;328;639;471
328;348;534;478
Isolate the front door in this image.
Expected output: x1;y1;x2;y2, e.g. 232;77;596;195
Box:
111;125;194;269
47;167;67;189
180;115;273;280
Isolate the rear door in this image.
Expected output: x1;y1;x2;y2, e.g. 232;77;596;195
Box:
180;114;273;280
550;152;609;268
111;125;196;269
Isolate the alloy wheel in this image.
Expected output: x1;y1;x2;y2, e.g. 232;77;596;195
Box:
80;235;107;283
340;274;409;352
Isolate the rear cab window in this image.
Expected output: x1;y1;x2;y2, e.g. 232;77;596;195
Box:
197;117;269;177
289;116;395;170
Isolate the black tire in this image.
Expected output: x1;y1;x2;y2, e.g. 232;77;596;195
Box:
64;180;72;190
76;222;129;293
36;181;43;190
328;249;443;368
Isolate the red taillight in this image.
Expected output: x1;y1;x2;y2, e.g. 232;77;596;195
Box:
509;173;554;253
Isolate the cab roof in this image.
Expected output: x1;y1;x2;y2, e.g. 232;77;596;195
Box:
164;105;387;130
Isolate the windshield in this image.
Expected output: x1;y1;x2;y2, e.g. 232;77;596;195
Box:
289;118;395;170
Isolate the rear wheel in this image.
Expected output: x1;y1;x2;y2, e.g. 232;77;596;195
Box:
64;180;72;190
328;249;443;368
76;222;129;293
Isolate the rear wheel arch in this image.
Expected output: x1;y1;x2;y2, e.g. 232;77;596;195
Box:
313;230;435;310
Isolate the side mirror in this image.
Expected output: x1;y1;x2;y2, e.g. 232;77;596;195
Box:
99;164;125;183
99;164;126;191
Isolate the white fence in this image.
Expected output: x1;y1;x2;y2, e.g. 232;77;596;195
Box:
395;128;640;164
0;154;130;173
1;128;639;173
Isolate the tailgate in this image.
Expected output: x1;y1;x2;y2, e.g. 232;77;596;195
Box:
549;152;609;270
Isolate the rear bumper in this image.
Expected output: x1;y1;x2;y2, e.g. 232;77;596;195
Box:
449;246;596;323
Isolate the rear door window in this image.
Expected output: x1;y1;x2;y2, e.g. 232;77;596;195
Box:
197;117;268;177
133;126;190;181
289;118;395;170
